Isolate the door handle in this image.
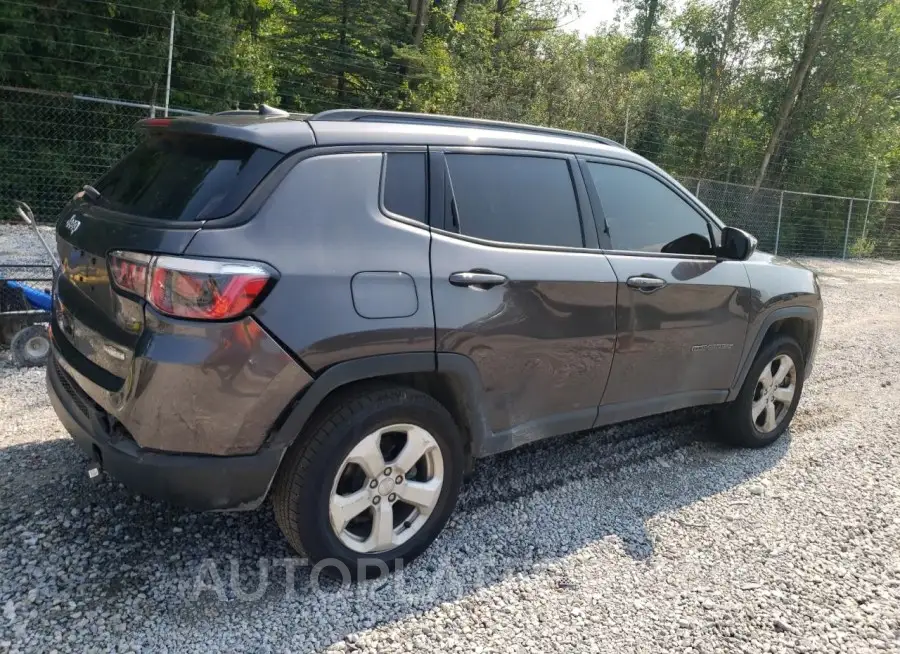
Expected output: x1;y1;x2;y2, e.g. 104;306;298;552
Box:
626;275;667;292
449;271;508;289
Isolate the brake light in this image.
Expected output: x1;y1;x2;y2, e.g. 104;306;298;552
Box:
108;251;151;297
108;251;273;321
149;256;270;320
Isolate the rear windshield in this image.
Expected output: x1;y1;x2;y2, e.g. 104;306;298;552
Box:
94;132;282;221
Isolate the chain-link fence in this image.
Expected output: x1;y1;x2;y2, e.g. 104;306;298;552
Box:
682;177;900;259
0;86;199;222
3;0;900;262
3;83;900;260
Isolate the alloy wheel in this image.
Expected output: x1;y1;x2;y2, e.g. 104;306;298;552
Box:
751;353;796;433
328;423;444;554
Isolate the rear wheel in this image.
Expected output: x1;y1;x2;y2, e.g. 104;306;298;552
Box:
272;385;464;579
11;324;50;367
717;335;804;448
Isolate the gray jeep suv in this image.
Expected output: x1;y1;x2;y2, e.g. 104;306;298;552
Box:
46;107;822;575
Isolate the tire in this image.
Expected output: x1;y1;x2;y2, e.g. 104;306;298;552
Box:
10;324;51;368
717;335;805;448
1;317;27;347
272;384;464;579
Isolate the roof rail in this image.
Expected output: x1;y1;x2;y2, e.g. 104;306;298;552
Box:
309;109;623;149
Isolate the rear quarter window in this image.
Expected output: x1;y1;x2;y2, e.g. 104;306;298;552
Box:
94;132;282;221
382;152;427;224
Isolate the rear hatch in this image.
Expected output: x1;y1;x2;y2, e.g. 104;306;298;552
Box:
53;123;290;385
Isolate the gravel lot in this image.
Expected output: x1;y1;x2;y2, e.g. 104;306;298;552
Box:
1;224;899;653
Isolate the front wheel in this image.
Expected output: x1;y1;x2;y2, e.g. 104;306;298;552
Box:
717;335;805;448
272;385;464;579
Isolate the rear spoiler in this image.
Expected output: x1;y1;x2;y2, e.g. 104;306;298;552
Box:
134;111;316;153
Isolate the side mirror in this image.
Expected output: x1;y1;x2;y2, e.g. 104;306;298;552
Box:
719;226;757;261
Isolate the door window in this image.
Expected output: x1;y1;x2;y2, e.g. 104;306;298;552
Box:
585;163;714;255
445;153;583;248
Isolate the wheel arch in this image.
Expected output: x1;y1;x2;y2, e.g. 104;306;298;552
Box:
728;306;819;401
268;352;491;465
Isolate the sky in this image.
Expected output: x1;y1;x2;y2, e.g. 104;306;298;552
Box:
564;0;620;37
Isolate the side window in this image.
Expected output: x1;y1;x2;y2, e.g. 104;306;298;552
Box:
445;153;583;248
585;162;714;255
383;152;427;223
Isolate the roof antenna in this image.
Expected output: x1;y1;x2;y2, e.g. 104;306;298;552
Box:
258;103;289;117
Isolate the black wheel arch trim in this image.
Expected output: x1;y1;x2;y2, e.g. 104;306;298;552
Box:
268;352;492;457
435;353;493;458
728;305;819;402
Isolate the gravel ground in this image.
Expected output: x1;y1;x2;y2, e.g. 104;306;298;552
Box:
2;223;900;653
0;224;56;267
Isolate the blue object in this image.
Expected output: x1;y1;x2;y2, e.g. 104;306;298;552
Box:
5;280;52;311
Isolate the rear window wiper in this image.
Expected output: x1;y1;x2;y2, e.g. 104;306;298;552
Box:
82;185;102;203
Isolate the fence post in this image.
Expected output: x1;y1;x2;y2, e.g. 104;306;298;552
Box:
164;10;175;117
695;180;701;197
862;165;876;240
774;190;784;255
842;198;853;259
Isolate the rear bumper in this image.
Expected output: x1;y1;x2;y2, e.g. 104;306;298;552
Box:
50;305;312;455
47;351;285;511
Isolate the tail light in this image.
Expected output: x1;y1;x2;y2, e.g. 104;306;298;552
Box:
108;251;151;297
108;251;274;321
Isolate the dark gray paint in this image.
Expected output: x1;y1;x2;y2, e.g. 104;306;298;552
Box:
185;152;436;371
122;312;311;454
51;311;312;455
729;251;822;397
54;201;199;383
743;250;819;311
726;305;819;402
156;112;722;229
430;230;618;436
312;121;724;229
311;120;632;164
45;111;826;514
594;390;729;428
599;254;753;404
47;356;286;511
164;114;316;153
269;352;442;450
351;272;418;319
310;108;623;149
52;196;313;456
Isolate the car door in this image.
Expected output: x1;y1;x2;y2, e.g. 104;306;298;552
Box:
429;148;618;448
580;157;753;412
